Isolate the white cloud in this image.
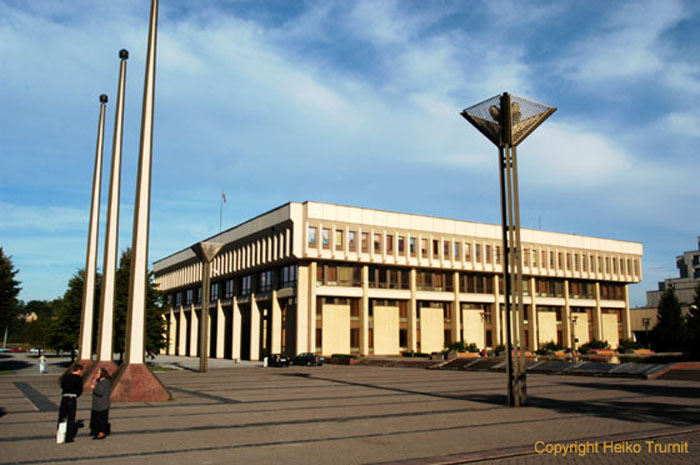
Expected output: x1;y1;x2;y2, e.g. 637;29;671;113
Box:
0;202;87;232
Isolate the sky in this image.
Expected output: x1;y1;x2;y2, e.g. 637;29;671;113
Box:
1;0;699;308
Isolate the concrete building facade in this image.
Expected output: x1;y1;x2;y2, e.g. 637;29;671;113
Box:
152;202;643;360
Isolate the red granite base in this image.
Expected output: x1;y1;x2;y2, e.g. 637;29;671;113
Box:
82;360;119;391
110;363;171;402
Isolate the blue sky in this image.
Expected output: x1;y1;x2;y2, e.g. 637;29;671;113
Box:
1;0;699;307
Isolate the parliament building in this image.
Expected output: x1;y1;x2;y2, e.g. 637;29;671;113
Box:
152;201;643;360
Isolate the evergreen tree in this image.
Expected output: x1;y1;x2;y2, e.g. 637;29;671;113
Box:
113;248;167;359
50;271;85;357
650;285;686;352
0;247;22;341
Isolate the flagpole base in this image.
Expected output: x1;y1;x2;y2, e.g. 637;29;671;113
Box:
110;363;171;402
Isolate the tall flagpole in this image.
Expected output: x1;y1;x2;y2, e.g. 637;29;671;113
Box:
89;50;129;386
76;94;108;374
111;0;170;402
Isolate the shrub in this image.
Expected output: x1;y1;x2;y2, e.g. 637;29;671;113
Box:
578;339;609;354
444;341;466;352
465;343;480;353
535;340;563;355
617;338;642;353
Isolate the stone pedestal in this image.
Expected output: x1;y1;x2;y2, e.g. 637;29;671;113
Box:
82;360;119;392
111;363;171;402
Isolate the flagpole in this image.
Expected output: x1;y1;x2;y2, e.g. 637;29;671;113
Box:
219;192;223;232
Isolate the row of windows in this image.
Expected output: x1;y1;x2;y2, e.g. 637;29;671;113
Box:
166;265;298;305
307;226;640;277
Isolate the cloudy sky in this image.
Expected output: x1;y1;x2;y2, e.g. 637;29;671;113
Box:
1;0;699;307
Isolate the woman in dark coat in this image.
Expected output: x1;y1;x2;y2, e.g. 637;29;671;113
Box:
89;368;111;439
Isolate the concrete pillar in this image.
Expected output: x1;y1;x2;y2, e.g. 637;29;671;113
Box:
492;274;502;347
189;306;198;357
271;290;282;354
622;285;632;340
250;295;260;361
528;277;537;351
451;271;460;343
232;297;241;360
296;264;310;354
216;300;225;359
360;265;369;355
178;307;186;355
563;280;572;348
408;268;418;352
168;307;176;354
594;283;603;341
308;262;317;353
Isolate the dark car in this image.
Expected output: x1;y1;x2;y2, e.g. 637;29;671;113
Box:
267;354;290;367
291;352;324;366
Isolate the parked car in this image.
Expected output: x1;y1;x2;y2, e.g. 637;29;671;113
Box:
30;347;41;354
9;348;26;353
267;354;290;367
291;353;324;366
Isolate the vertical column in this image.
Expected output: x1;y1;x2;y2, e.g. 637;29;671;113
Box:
528;277;537;351
168;307;176;355
178;307;186;355
492;274;502;347
77;94;107;368
594;282;603;340
451;271;461;343
563;280;572;348
622;285;632;340
232;297;241;360
216;300;225;358
308;262;317;353
271;290;282;354
360;265;369;355
408;268;418;352
189;306;199;357
296;264;310;354
250;295;261;361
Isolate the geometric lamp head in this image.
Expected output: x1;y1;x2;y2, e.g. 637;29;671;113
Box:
461;93;556;147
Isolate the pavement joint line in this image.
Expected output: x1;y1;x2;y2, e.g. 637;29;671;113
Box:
368;424;700;465
0;409;589;444
0;413;598;465
12;382;58;412
168;386;242;403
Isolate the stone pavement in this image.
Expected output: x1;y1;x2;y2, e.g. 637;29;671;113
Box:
0;358;699;465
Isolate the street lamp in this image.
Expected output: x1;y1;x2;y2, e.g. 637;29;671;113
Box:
461;93;556;407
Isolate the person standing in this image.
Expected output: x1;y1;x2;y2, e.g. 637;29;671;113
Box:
89;368;111;439
39;352;47;374
58;364;83;443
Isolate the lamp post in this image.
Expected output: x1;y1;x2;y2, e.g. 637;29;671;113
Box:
191;241;224;373
570;314;578;353
461;93;556;407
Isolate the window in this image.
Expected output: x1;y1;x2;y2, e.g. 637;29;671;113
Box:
398;236;405;253
420;238;428;257
176;292;182;306
308;227;317;247
322;228;330;249
443;241;450;259
242;275;252;295
224;279;234;298
432;239;439;258
454;242;460;259
532;249;538;267
386;235;394;254
574;254;579;271
373;233;382;253
558;252;563;270
409;237;416;257
185;289;193;305
318;263;362;287
465;243;471;261
210;282;219;301
281;265;297;288
475;243;482;262
348;231;357;251
335;230;343;251
542;250;547;268
550;251;555;268
361;232;369;253
485;244;492;263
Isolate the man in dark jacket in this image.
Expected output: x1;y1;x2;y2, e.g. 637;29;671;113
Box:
58;364;83;442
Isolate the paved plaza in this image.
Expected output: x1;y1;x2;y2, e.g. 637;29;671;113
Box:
1;356;699;465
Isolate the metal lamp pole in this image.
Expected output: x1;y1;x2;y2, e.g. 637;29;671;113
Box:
461;93;556;407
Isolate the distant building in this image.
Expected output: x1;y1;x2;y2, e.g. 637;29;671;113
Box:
153;201;643;359
630;236;700;342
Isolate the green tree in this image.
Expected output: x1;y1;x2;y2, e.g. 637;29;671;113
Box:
686;283;700;357
651;285;686;352
0;247;22;342
113;248;167;359
49;271;86;358
19;300;55;348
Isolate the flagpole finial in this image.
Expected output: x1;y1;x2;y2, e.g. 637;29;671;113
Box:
119;49;129;60
100;94;108;103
